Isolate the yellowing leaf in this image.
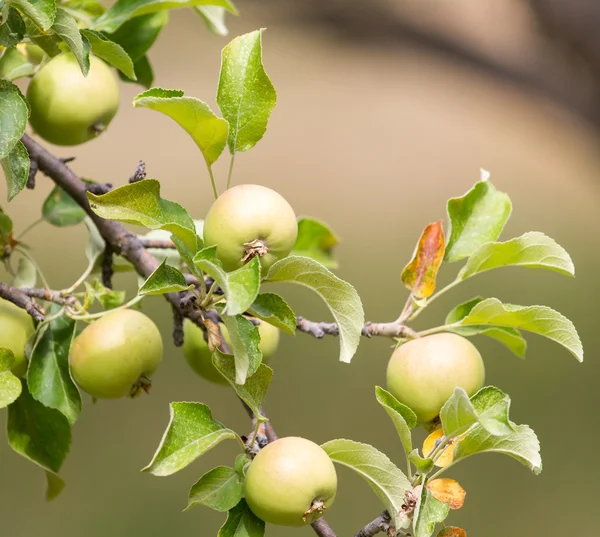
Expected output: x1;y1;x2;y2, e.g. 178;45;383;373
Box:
422;429;465;468
426;478;466;510
437;527;467;537
401;221;445;299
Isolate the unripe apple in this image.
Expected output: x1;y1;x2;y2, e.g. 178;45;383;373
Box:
183;319;279;384
203;184;298;272
27;53;120;146
0;298;35;377
386;333;485;424
244;437;337;526
69;309;163;399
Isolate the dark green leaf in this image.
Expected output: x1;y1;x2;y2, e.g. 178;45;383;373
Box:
51;9;91;76
195;5;228;36
247;292;296;335
143;402;240;476
0;8;26;47
1;140;30;201
445;174;512;262
0;46;35;80
220;314;261;385
131;55;153;87
133;88;228;166
42;185;86;227
108;12;168;61
213;350;271;419
375;386;417;454
8;0;57;31
28;306;80;424
217;500;265;537
80;29;136;79
0;348;22;407
187;466;243;512
439;387;478;439
217;29;276;153
0;80;28;159
87;179;199;251
413;487;450;537
138;258;191;295
45;470;65;501
291;217;339;269
265;256;364;364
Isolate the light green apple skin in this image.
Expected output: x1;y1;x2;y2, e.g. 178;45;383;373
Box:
244;437;337;526
0;298;35;377
69;309;163;399
27;53;120;146
183;319;280;385
386;332;485;424
203;184;298;272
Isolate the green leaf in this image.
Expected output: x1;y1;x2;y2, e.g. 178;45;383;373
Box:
445;174;512;262
1;139;29;201
458;232;574;280
0;8;26;47
7;379;71;474
213;350;271;419
12;256;36;288
322;439;411;530
8;0;57;31
143;402;239;476
408;450;434;475
108;12;168;62
446;297;527;358
138;259;192;295
0;47;35;80
217;29;276;153
470;386;515;436
87;179;199;250
247;292;296;335
28;306;80;425
195;5;228;36
454;423;542;474
42;185;86;227
265;256;364;364
220;314;262;385
45;470;66;501
187;466;243;512
131;55;153;87
194;248;260;316
439;387;478;439
51;9;91;76
94;0;236;33
84;279;126;309
0;80;29;159
291;217;339;269
133;88;228;166
62;0;105;17
80;29;136;79
413;487;450;537
375;386;417;454
217;499;265;537
0;348;22;407
455;297;583;362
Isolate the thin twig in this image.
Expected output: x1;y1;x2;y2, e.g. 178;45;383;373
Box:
296;317;419;339
139;238;176;249
0;283;45;321
354;511;391;537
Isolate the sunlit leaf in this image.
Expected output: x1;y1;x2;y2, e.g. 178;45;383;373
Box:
138;259;192;295
8;0;57;31
81;29;136;79
0;348;21;408
375;386;417;454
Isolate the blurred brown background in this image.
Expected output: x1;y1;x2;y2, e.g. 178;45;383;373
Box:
1;1;600;536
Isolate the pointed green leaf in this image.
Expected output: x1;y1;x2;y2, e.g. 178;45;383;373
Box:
217;29;276;153
322;439;411;530
470;386;515;436
87;179;199;250
445;174;512;262
219;314;262;385
94;0;236;33
51;9;91;76
138;259;192;295
375;386;417;454
413;487;450;537
42;185;86;227
7;0;57;31
133;88;228;166
439;387;478;439
291;217;339;269
0;8;26;47
265;256;364;364
1;139;29;201
0;348;22;408
143;402;239;476
248;292;296;335
195;5;228;36
120;54;154;87
456;298;582;362
81;29;136;79
458;232;574;280
108;12;168;62
187;466;243;512
45;470;66;501
0;47;36;80
213;350;271;419
28;306;81;424
0;80;29;159
218;500;265;537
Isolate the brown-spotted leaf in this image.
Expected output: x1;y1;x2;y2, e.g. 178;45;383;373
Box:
422;428;466;468
426;478;466;510
437;527;467;537
401;221;445;299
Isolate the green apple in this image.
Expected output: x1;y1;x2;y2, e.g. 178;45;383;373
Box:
203;184;298;272
27;52;119;146
183;319;280;384
244;437;337;526
69;309;163;399
386;333;485;424
0;298;35;377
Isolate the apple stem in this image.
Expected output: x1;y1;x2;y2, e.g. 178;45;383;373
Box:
241;239;268;265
